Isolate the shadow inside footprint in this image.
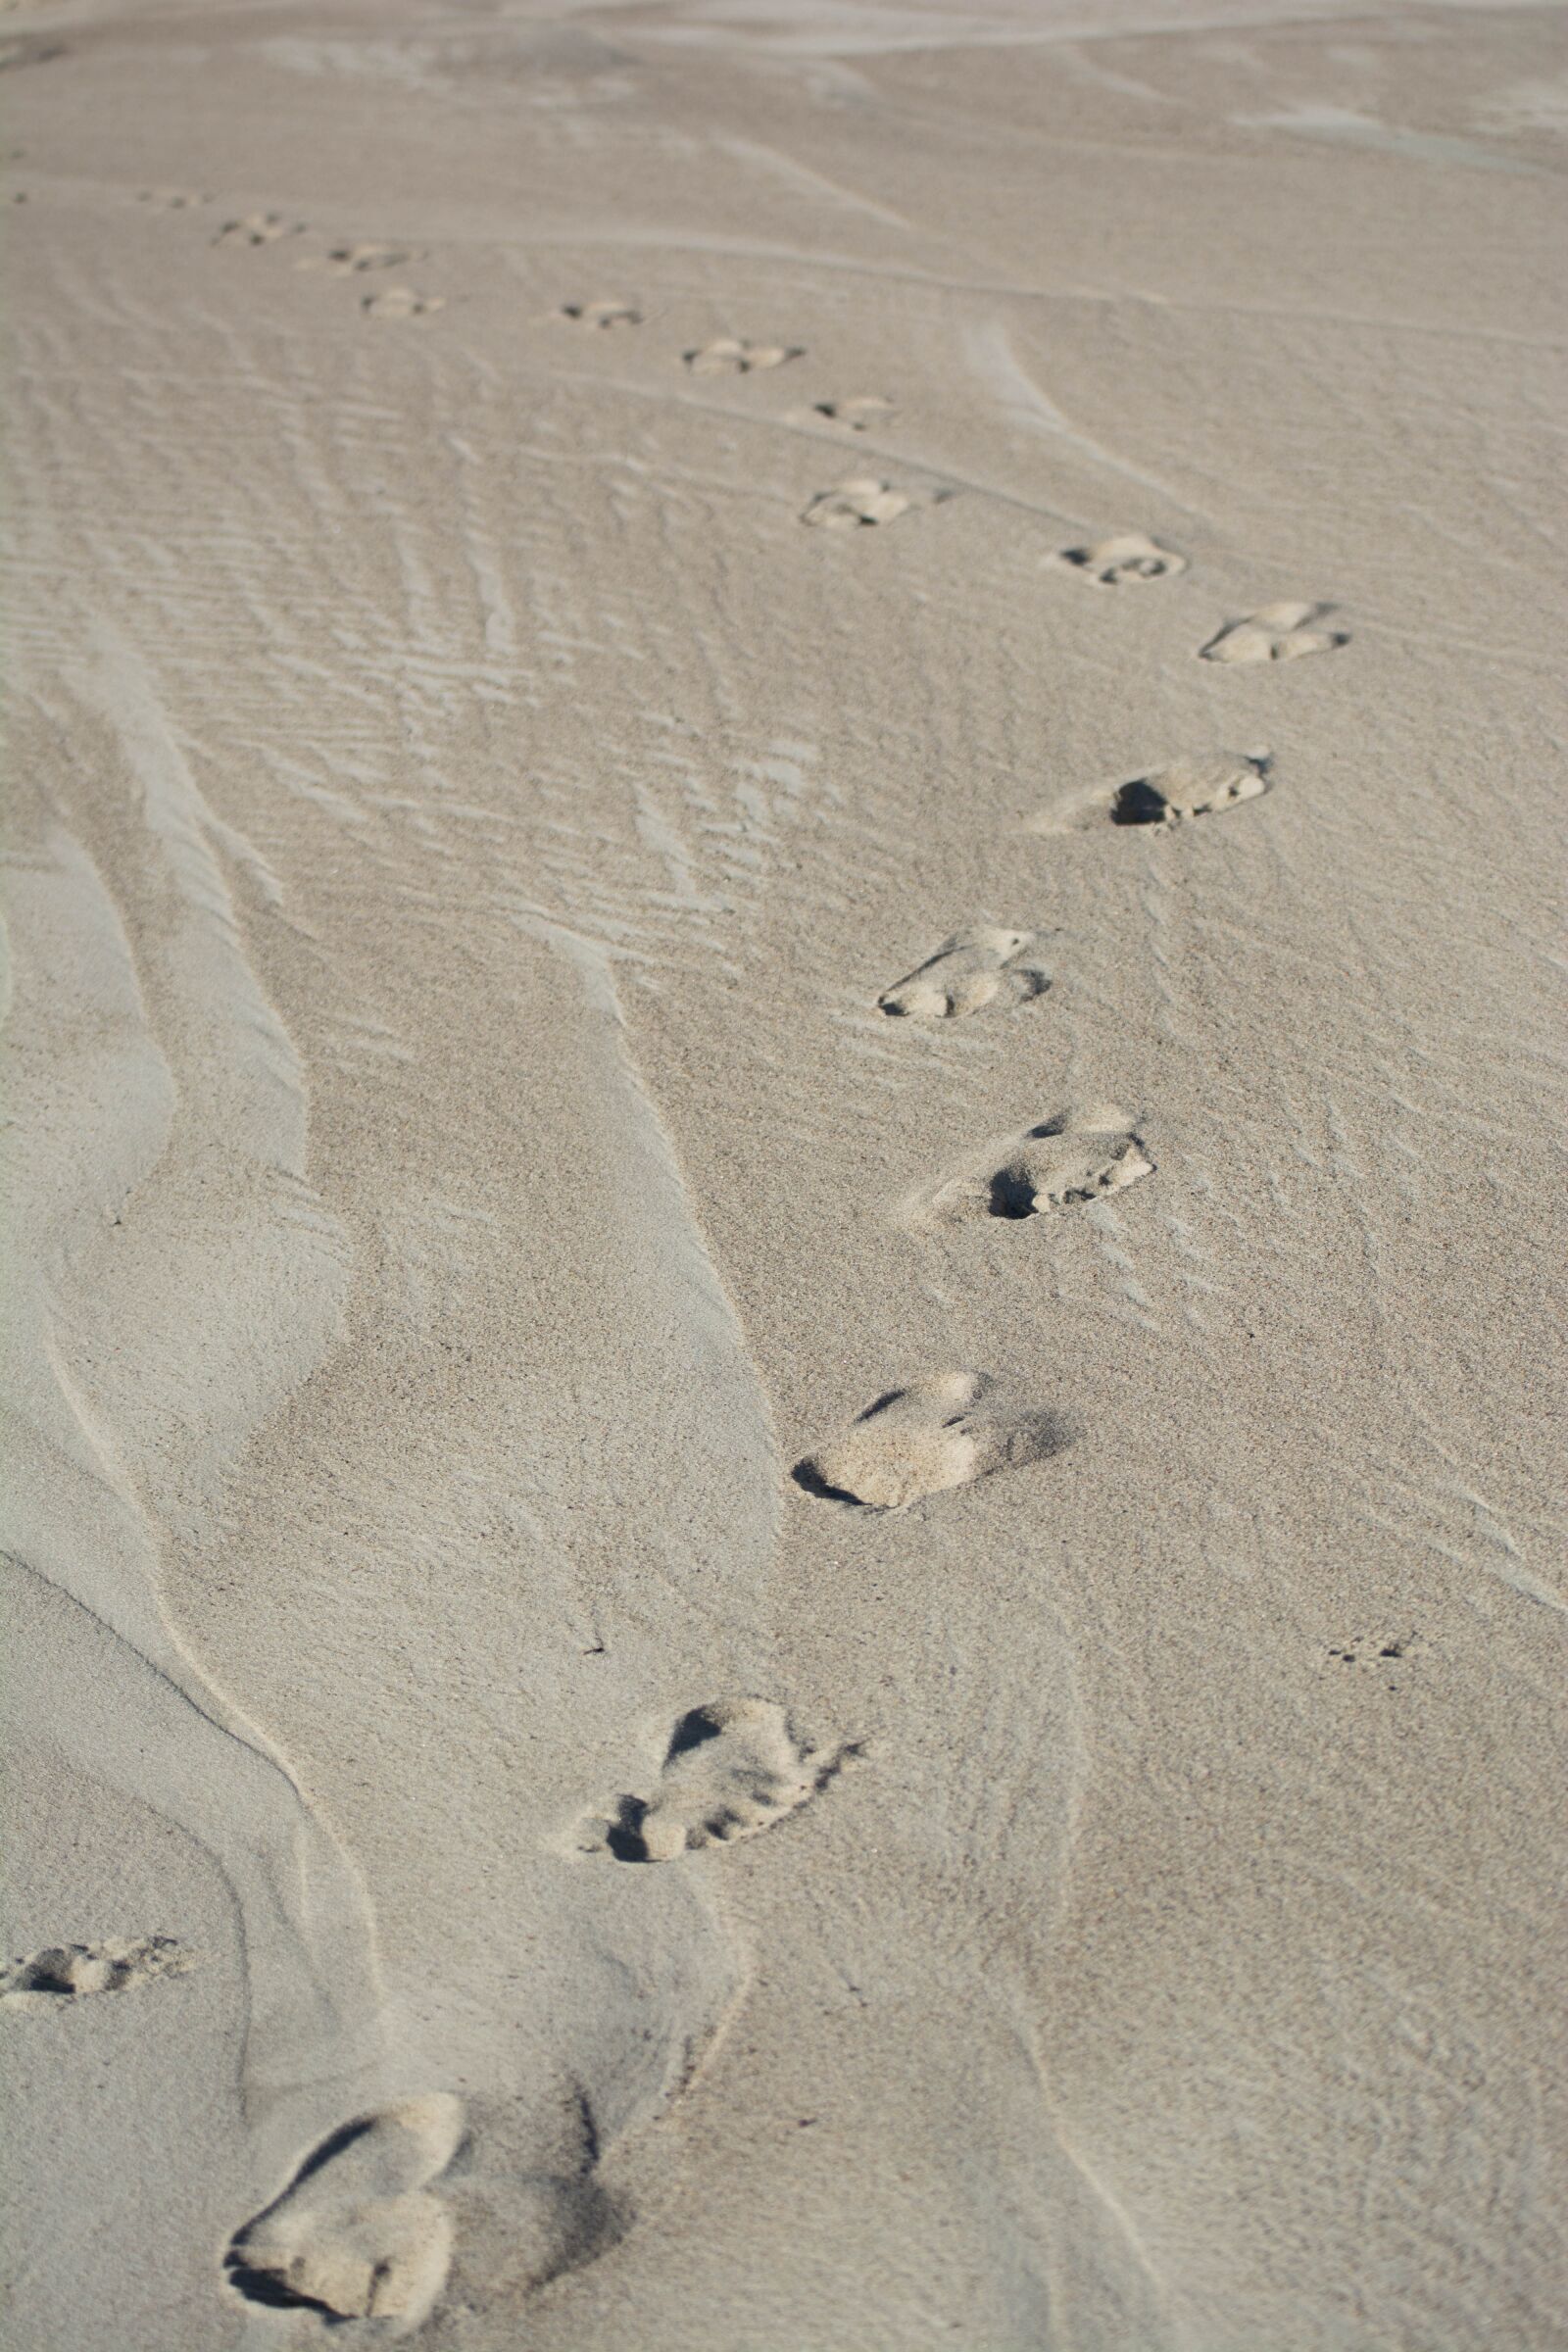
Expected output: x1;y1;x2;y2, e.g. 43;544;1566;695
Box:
1108;777;1171;826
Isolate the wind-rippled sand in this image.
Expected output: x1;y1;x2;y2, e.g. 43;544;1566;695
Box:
2;1;1564;2345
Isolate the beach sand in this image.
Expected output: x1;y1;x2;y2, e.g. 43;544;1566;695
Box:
2;1;1565;2344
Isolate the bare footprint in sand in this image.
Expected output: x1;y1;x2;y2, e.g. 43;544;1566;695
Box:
1028;751;1271;834
877;924;1049;1021
801;475;928;528
904;1106;1153;1231
362;285;444;320
214;212;306;248
299;240;416;275
575;1699;858;1864
561;297;642;328
1200;601;1347;662
795;1373;1063;1510
684;337;803;375
138;185;210;211
1052;530;1187;585
1;1936;192;2011
808;395;899;432
225;2094;465;2328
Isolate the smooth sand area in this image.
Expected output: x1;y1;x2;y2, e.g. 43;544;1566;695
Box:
3;1;1565;2344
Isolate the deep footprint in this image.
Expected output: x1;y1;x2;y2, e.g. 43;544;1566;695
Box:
576;1699;857;1863
795;1372;1063;1510
906;1107;1153;1230
224;2094;465;2328
1;1936;192;2009
1200;601;1348;662
1052;530;1187;584
1028;751;1270;834
876;924;1049;1020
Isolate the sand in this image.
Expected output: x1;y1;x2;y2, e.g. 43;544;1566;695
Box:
2;0;1565;2345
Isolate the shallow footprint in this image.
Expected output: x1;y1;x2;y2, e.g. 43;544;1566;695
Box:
795;1372;1062;1510
877;923;1049;1021
225;2094;465;2328
906;1106;1153;1231
299;240;416;275
684;337;803;375
362;285;443;320
575;1699;858;1864
214;212;305;247
1052;530;1187;585
1027;751;1270;834
808;395;898;432
1;1936;192;2011
1200;601;1347;662
560;297;641;328
801;475;915;528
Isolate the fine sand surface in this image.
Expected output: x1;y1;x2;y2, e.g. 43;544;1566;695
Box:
3;1;1566;2345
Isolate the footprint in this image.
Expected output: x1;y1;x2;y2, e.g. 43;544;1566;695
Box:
138;185;209;211
214;212;305;247
683;337;803;375
1052;531;1187;585
904;1106;1153;1231
794;1373;1063;1510
1;1936;192;2010
876;924;1049;1021
1026;751;1270;834
801;475;914;528
362;286;443;320
574;1699;858;1864
225;2094;465;2328
1200;601;1347;662
298;240;416;275
808;395;898;432
560;298;641;328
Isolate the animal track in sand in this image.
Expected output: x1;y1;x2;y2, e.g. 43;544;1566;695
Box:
575;1699;858;1864
904;1106;1153;1231
225;2094;465;2328
362;285;444;320
1026;751;1270;834
1;1936;192;2010
801;474;941;528
684;337;803;375
299;240;416;274
808;395;899;432
1200;601;1348;662
1052;530;1187;585
560;297;642;327
214;212;306;247
876;924;1049;1021
795;1373;1063;1510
